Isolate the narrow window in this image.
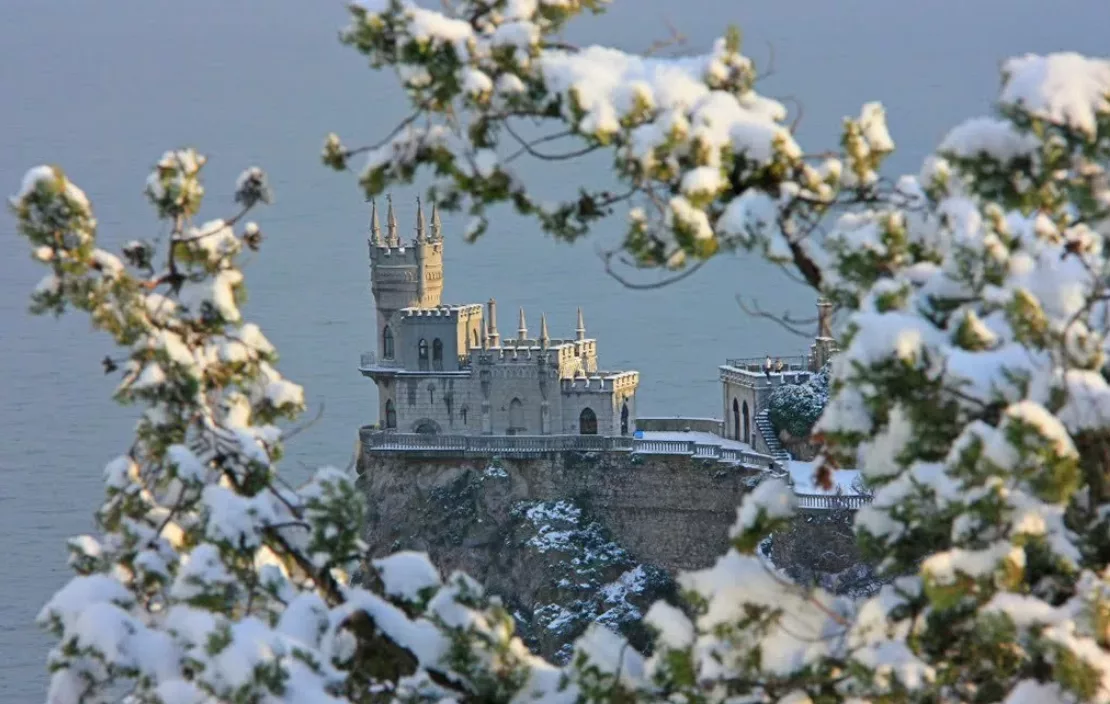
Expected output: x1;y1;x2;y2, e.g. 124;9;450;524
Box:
382;325;394;359
579;407;597;435
432;338;443;371
418;338;429;371
384;399;396;429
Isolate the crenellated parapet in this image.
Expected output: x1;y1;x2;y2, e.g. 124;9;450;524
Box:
560;371;639;393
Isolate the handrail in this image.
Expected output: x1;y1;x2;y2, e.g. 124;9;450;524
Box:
793;493;872;510
359;429;775;469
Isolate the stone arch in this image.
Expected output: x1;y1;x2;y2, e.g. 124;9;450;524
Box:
620;401;629;436
732;398;740;440
508;397;525;435
412;418;441;435
418;338;429;370
384;399;397;430
382;325;394;359
432;338;443;370
742;400;751;444
579;407;597;435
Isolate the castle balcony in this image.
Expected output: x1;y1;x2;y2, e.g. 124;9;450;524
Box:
720;355;814;388
358;352;470;378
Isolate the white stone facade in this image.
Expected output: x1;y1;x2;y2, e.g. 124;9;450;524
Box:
360;199;639;437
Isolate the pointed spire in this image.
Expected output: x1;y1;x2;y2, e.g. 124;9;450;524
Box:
576;307;586;341
386;193;399;246
539;313;549;348
415;196;426;243
518;307;528;340
431;201;442;241
369;198;383;245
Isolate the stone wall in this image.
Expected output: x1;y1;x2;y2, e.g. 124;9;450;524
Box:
358;450;762;575
637;417;723;434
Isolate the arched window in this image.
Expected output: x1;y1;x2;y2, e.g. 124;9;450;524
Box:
732;398;740;440
742;401;751;444
471;330;479;348
418;338;429;370
382;325;394;359
579;407;597;435
432;338;443;370
414;420;438;435
384;399;397;430
620;402;629;436
461;406;468;425
509;398;524;435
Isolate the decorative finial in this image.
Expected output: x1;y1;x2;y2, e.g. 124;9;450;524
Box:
369;198;382;245
518;307;528;340
431;201;442;241
386;193;399;246
539;313;549;348
415;196;426;243
576;307;586;341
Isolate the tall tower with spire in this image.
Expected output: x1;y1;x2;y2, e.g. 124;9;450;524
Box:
368;195;445;360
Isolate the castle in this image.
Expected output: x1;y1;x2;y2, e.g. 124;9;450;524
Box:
359;197;640;437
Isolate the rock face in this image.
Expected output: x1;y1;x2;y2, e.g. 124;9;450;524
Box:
357;449;874;657
357;450;762;658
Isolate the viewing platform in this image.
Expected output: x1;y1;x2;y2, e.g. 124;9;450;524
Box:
359;427;777;472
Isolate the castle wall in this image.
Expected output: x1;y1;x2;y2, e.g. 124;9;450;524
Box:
357;449;762;573
484;361;550;435
559;388;615;435
392;375;479;434
397;315;463;371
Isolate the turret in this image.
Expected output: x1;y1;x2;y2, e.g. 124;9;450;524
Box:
486;298;500;347
539;313;549;348
431;201;442;241
576;307;586;341
518;307;528;340
415;196;426;244
367;193;445;358
386;194;399;247
809;297;838;371
369;198;383;247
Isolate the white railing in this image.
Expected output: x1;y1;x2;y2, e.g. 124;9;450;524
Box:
360;430;775;470
794;493;871;510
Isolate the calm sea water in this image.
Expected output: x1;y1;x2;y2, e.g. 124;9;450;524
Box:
2;0;1107;697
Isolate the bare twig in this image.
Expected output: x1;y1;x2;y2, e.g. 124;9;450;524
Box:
736;295;816;338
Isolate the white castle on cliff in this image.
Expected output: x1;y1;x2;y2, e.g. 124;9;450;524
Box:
359;197;640;437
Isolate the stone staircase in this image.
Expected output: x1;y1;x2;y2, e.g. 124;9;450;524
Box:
755;409;792;468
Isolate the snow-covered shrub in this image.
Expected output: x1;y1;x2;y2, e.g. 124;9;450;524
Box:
767;365;831;439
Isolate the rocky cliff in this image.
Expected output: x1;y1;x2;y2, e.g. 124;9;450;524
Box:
357;449;872;658
357;450;765;658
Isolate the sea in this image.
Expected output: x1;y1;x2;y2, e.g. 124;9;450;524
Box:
2;0;1107;697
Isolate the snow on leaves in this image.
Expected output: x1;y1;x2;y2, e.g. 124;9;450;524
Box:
19;1;1110;700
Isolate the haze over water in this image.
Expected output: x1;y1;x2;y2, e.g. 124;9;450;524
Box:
2;1;1107;697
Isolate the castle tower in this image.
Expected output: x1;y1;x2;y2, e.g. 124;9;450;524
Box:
368;193;445;360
